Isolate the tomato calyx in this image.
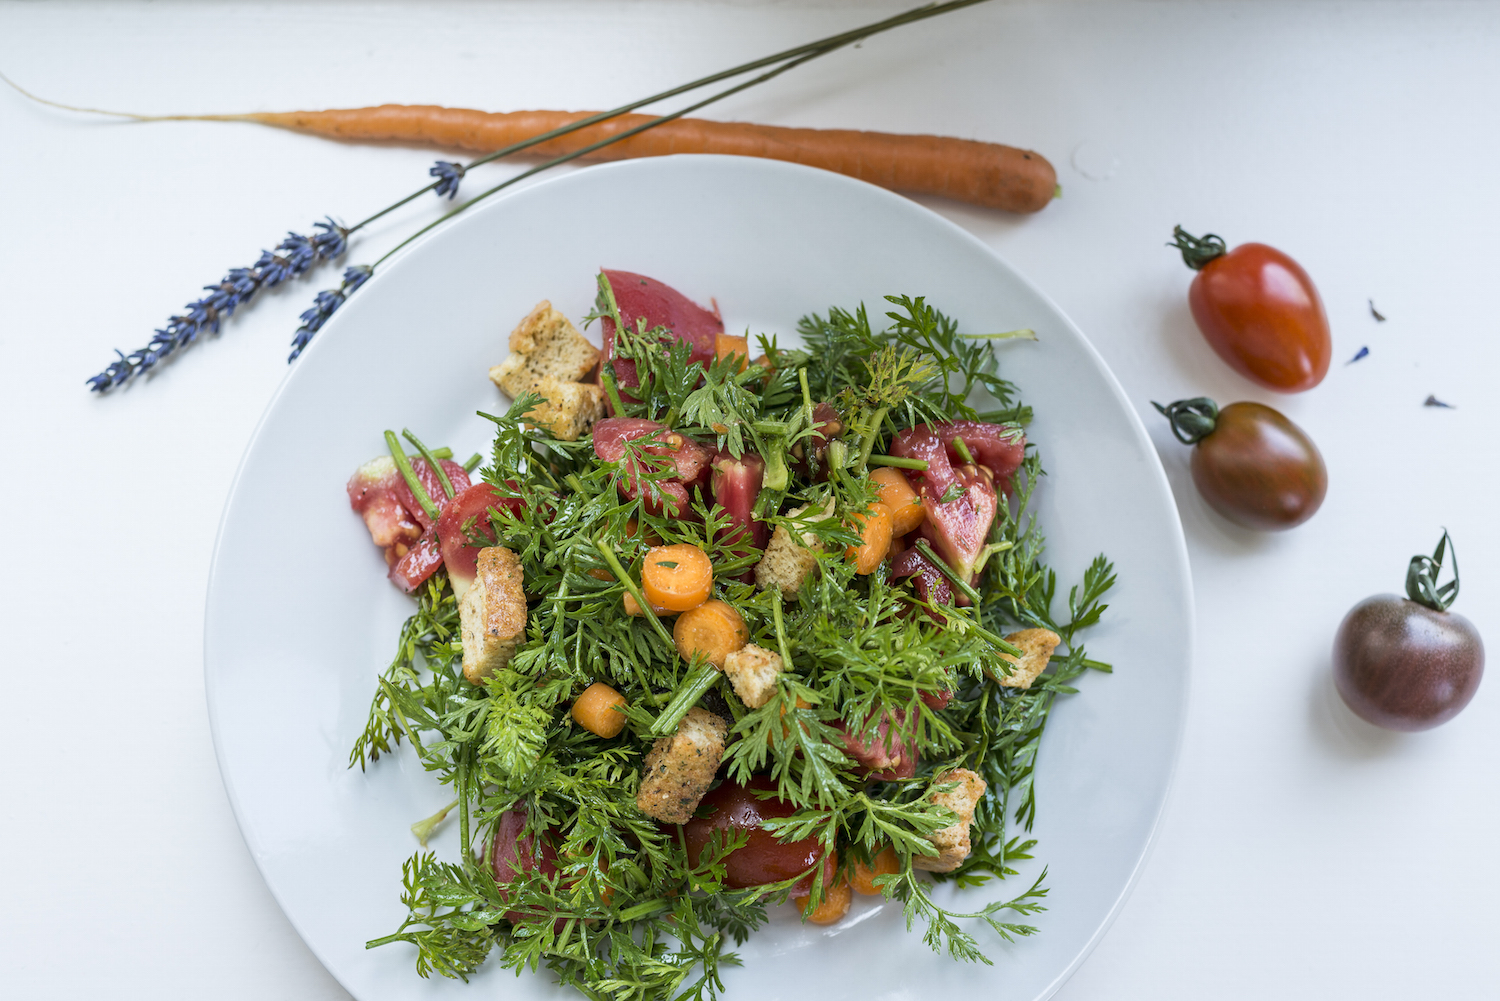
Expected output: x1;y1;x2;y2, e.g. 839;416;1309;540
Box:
1169;225;1229;271
1405;530;1460;612
1152;396;1220;445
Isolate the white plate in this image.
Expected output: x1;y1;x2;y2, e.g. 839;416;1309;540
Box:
205;155;1192;1001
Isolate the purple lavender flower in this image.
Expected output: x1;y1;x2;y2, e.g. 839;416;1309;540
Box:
430;161;466;200
288;265;373;361
87;218;350;392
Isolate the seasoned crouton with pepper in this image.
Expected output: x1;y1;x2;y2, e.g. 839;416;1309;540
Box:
491;300;600;389
721;643;783;708
489;301;605;441
636;707;729;824
459;546;527;685
993;628;1061;690
913;767;987;873
754;501;833;598
508;376;605;441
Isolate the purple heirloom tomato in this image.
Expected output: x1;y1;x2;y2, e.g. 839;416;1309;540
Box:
1333;532;1484;731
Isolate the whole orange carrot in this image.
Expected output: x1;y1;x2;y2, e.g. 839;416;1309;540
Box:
247;106;1055;214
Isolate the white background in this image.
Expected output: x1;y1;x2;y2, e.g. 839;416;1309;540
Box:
1;1;1496;998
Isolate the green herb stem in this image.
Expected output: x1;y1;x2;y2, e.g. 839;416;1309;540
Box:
855;406;890;472
914;538;984;606
771;596;793;668
402;429;456;498
964;329;1037;341
651;659;722;736
385;430;440;522
593;533;677;662
463;453;482;473
867;454;929;471
950;435;974;465
410;796;460;847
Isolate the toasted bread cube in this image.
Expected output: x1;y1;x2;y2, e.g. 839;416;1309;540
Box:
496;375;605;442
721;643;783;708
491;300;599;395
754;501;832;598
913;768;987;873
459;547;527;685
993;628;1061;690
635;707;729;824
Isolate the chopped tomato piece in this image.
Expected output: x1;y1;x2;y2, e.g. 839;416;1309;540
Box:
490;807;564;926
435;482;526;598
599;270;721;396
711;451;767;550
839;709;918;781
891;544;954;617
392;458;472;530
681;777;834;892
890;422;1022;581
389;526;443;593
592;417;712;516
347;456;420;558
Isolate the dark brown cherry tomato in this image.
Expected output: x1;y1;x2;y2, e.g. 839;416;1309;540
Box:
1334;532;1484;731
681;777;829;891
1155;397;1326;531
1171;226;1331;393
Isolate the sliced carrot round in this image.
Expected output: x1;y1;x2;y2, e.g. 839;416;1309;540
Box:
641;543;714;611
795;871;852;925
851;845;900;895
673;599;749;667
845;502;893;575
572;682;629;738
870;467;925;536
715;333;750;372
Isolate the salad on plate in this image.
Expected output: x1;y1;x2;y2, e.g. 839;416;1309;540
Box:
344;269;1116;1000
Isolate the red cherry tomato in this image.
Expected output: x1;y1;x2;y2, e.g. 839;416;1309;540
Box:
1171;227;1331;393
681;778;830;891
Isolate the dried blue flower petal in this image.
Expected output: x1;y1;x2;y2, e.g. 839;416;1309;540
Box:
430;161;466;200
87;217;350;392
1424;395;1455;409
1347;346;1369;364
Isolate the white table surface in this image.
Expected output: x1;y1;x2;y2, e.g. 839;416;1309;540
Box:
2;2;1496;998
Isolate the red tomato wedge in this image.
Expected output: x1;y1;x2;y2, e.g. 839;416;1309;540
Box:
490;808;563;926
592;417;713;516
389;527;444;593
711;452;767;550
891;422;1022;581
434;482;525;598
839;709;918;781
681;778;833;891
891;545;954;611
350;455;470;574
347;456;421;562
392;458;471;531
599;270;721;395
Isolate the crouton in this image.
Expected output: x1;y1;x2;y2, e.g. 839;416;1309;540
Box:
459;547;527;685
992;628;1062;690
912;768;987;873
754;501;833;598
635;707;729;824
721;643;783;708
491;300;599;394
503;375;606;442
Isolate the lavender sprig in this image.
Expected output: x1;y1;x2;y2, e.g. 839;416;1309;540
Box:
87;218;349;391
289;266;372;361
83;0;991;391
429;161;465;200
